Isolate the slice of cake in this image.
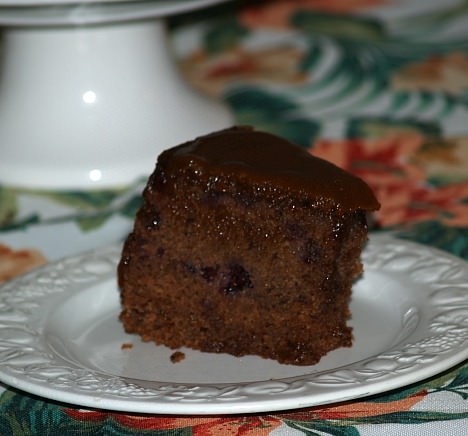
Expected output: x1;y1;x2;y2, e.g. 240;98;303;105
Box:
118;127;380;365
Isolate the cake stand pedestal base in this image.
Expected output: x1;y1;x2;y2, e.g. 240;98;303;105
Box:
0;19;232;188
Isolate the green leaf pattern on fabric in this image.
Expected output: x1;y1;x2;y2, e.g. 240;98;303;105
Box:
0;182;144;233
0;187;18;227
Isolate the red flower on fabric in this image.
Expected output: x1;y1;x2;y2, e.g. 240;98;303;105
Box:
239;0;386;30
311;135;468;227
64;390;426;433
64;409;283;434
278;390;427;421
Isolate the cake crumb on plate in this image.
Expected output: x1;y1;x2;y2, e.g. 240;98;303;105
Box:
170;351;186;363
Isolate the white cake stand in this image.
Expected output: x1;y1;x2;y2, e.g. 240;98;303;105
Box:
0;0;232;189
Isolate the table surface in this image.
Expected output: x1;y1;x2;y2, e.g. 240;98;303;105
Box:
1;0;467;434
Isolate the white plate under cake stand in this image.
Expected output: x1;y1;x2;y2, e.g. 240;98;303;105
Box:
0;0;232;189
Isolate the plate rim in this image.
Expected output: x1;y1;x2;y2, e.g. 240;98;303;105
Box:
0;233;467;414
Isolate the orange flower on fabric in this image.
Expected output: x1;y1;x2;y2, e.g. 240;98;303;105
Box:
278;390;427;421
240;0;386;30
64;410;283;434
180;46;307;97
311;135;468;227
391;52;468;95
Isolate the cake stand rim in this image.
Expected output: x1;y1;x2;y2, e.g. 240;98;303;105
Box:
0;0;230;26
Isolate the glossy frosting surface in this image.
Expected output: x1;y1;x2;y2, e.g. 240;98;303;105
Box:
159;127;380;212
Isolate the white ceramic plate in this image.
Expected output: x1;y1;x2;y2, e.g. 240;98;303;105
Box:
0;234;467;415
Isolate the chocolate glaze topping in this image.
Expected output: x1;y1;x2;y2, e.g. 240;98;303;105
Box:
158;127;380;212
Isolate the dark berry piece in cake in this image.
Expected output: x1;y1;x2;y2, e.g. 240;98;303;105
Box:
200;265;220;282
220;263;253;295
183;262;197;274
302;239;323;264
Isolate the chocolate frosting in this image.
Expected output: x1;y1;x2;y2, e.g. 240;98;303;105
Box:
159;127;380;212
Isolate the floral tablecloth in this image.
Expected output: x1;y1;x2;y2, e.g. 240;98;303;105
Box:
1;0;468;434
